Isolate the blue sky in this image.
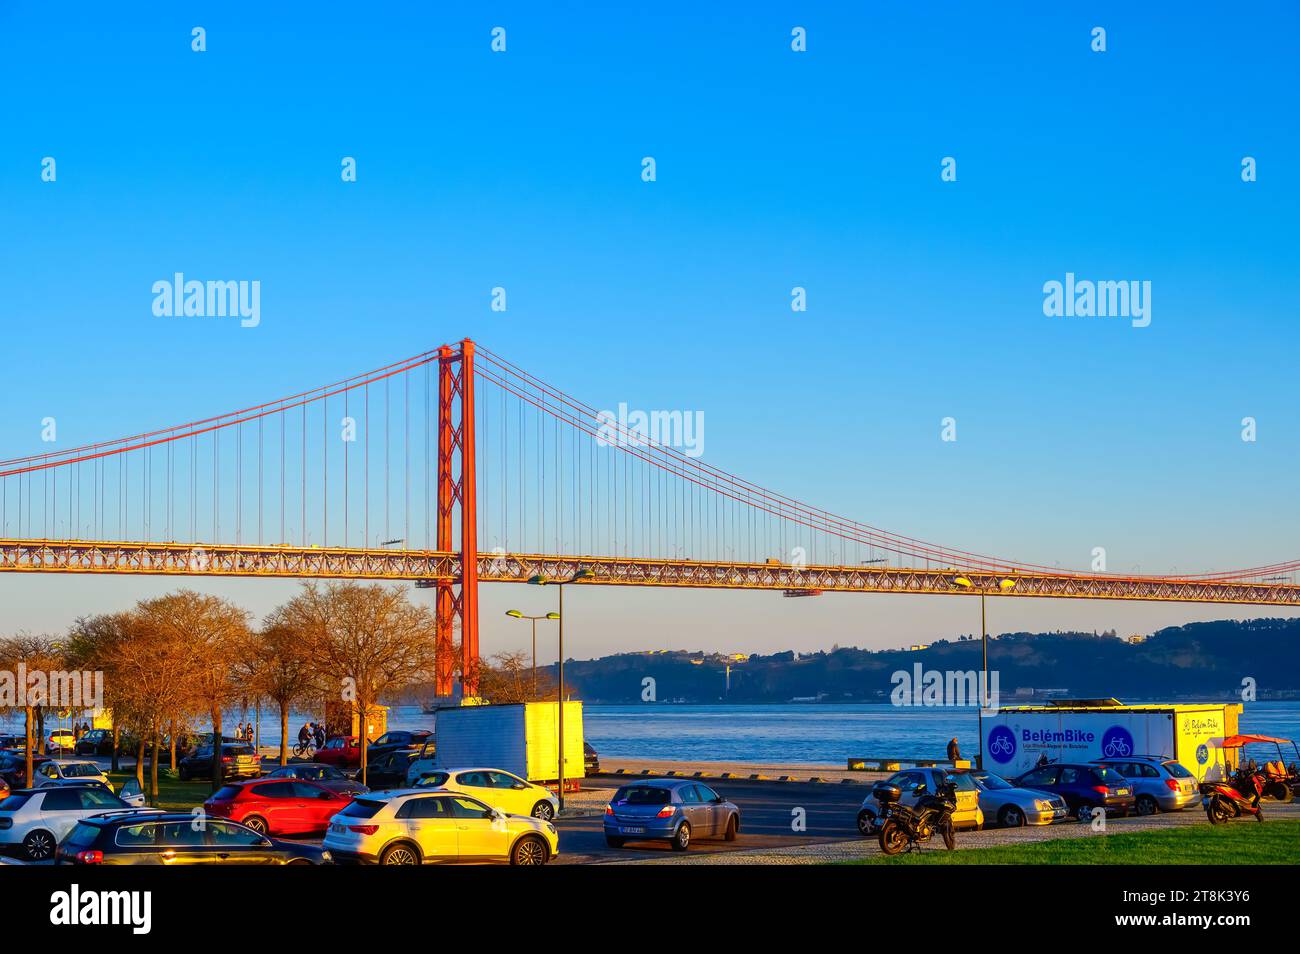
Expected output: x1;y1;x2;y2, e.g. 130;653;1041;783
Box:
2;2;1298;658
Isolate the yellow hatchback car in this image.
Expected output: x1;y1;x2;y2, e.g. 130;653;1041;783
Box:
414;768;560;821
856;767;984;834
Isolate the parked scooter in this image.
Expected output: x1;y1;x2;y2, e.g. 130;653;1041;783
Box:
874;778;959;854
1200;769;1266;824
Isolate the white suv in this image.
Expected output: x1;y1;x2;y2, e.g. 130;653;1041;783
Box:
0;785;158;861
323;790;558;865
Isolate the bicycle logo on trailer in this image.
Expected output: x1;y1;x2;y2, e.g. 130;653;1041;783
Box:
1101;725;1134;758
987;726;1017;763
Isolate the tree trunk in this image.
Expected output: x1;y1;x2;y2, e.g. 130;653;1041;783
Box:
111;723;121;773
211;707;223;793
150;725;161;802
169;722;178;772
35;708;45;755
279;700;289;766
134;737;146;790
357;697;369;786
23;707;33;789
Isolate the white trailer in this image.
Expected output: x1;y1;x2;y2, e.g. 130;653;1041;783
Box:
982;703;1241;781
433;701;585;784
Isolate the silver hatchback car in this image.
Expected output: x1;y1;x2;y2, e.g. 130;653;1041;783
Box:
604;779;740;851
1094;756;1198;814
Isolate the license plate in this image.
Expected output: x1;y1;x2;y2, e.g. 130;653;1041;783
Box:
1115;789;1129;796
619;826;645;834
1052;808;1066;817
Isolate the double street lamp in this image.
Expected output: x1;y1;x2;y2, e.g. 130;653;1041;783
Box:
526;568;594;812
504;610;561;695
951;575;1016;769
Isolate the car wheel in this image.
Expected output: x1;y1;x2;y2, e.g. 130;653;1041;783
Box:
724;814;738;841
605;836;625;848
1075;804;1095;823
671;821;691;851
998;805;1025;828
242;815;268;836
511;835;549;866
857;808;878;836
531;800;555;821
379;842;419;865
1136;795;1158;816
23;829;56;861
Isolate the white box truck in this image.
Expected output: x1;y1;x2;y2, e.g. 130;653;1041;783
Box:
433;701;585;784
982;702;1242;781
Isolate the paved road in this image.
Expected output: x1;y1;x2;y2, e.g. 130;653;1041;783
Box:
555;773;865;863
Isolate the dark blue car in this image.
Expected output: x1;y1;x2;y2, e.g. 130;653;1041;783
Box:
1013;762;1135;822
604;779;740;851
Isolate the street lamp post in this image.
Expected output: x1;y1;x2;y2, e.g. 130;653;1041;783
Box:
952;575;1016;769
504;610;561;695
527;569;593;812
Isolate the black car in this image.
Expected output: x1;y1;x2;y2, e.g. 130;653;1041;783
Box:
0;752;51;788
584;742;600;775
366;730;433;760
74;728;116;757
56;812;331;865
264;762;370;796
0;735;26;752
1013;762;1136;821
363;749;418;789
178;743;262;781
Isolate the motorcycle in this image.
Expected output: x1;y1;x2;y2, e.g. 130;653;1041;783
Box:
874;779;959;855
1200;769;1266;824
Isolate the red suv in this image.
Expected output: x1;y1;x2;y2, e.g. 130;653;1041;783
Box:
316;736;362;769
202;778;353;836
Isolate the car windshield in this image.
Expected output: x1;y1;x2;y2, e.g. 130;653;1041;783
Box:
212;786;242;800
1163;761;1194;779
64;821;101;849
974;772;1015;790
944;773;978;791
615;786;671;805
62;763;101;777
224;745;255;756
1091;766;1127;784
339;799;384;819
414;772;450;787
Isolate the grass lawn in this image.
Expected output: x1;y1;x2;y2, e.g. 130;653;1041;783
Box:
108;770;223;813
847;819;1298;865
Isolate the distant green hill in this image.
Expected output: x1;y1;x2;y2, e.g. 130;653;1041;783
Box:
554;618;1300;704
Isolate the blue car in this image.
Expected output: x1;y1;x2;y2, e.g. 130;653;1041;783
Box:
1013;762;1136;822
604;779;740;851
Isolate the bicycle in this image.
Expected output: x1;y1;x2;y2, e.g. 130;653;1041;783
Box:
292;740;316;759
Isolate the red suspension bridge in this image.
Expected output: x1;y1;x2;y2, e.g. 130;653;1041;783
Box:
3;339;1299;694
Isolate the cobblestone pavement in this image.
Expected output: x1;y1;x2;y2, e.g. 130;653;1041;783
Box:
601;800;1300;865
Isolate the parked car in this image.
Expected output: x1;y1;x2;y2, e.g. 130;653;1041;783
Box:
584;742;600;775
322;790;557;865
0;735;27;751
604;779;740;851
316;736;362;769
32;759;113;791
177;743;261;781
1013;762;1135;821
403;741;439;786
1094;755;1198;815
0;785;158;861
46;729;76;754
0;752;52;789
203;778;352;837
966;770;1068;827
73;728;116;757
265;763;369;796
420;768;559;821
367;730;434;760
362;750;420;790
56;812;332;865
857;767;983;834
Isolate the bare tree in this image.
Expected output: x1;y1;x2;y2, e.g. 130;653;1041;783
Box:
240;614;323;766
278;582;436;785
478;650;556;704
0;634;62;789
135;591;251;792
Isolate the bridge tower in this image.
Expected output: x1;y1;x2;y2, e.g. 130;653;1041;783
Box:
435;339;479;697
